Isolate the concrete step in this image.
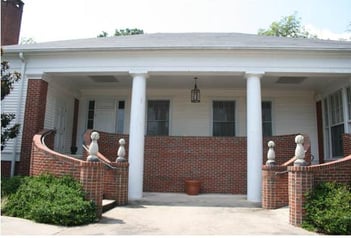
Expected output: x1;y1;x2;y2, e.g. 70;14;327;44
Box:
102;199;117;213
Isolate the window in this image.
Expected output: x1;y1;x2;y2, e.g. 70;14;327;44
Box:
262;101;272;137
87;100;95;129
213;101;235;136
116;101;125;133
326;90;344;157
147;100;170;136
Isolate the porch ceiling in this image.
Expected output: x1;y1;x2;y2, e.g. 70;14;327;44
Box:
45;72;350;92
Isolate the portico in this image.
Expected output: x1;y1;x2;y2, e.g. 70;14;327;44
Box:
2;33;351;202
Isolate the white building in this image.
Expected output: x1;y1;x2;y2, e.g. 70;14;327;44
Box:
2;33;351;202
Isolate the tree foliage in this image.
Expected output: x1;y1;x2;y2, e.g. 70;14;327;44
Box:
97;28;144;37
258;12;317;39
1;53;21;151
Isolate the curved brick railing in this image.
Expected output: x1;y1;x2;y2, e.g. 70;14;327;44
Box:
30;129;103;217
30;129;84;179
288;154;351;226
83;130;129;205
30;129;130;217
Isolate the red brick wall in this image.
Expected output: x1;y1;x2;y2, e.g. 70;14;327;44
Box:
84;131;298;194
31;130;105;217
288;166;313;226
287;155;351;226
83;130;129;162
19;79;48;176
343;133;351;156
262;165;288;209
144;136;247;193
144;135;298;194
263;134;299;165
30;130;82;180
80;162;104;217
103;162;129;205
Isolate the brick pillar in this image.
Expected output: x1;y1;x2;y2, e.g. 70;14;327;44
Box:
262;165;289;209
19;79;48;175
80;161;104;218
103;162;129;205
288;166;313;226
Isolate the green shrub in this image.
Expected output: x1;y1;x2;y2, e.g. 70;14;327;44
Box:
303;182;351;235
2;174;97;226
1;175;25;197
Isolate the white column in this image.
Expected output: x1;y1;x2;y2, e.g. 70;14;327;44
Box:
246;73;263;203
128;73;147;200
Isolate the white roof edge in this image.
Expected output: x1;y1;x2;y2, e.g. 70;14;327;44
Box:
4;46;351;54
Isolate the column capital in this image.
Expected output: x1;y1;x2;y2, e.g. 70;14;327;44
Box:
129;70;149;78
245;71;264;79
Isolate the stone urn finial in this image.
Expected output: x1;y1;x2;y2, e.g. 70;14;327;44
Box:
87;131;100;162
266;140;276;165
294;135;306;166
116;138;126;162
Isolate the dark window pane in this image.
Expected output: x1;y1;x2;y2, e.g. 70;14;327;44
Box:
147;121;169;136
118;101;125;109
87;100;95;129
88;111;94;118
147;100;169;135
262;101;272;136
213;101;235;136
331;124;344;157
262;122;272;137
88;100;95;110
213;122;235;136
87;120;94;129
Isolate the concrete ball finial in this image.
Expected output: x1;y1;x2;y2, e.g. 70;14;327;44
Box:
268;141;275;148
119;138;125;145
91;131;100;140
295;135;304;144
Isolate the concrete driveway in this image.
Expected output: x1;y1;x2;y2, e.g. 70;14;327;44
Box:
1;193;317;235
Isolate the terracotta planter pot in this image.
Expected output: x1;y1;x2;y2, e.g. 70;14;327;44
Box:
185;179;201;195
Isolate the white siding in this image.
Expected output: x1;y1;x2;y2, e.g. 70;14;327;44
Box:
1;65;28;162
76;88;318;160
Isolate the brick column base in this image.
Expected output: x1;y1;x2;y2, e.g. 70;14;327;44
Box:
262;165;289;209
80;161;104;218
288;166;313;226
103;162;129;205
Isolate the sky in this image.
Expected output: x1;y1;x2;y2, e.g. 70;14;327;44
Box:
19;0;351;43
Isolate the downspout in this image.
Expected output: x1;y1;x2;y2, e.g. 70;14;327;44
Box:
10;52;27;177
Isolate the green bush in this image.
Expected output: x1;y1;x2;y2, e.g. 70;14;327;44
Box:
303;182;351;235
1;175;25;197
2;174;97;226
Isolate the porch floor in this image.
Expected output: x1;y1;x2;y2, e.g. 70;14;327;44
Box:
129;192;261;207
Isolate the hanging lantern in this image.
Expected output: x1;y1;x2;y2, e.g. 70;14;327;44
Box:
191;77;200;103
